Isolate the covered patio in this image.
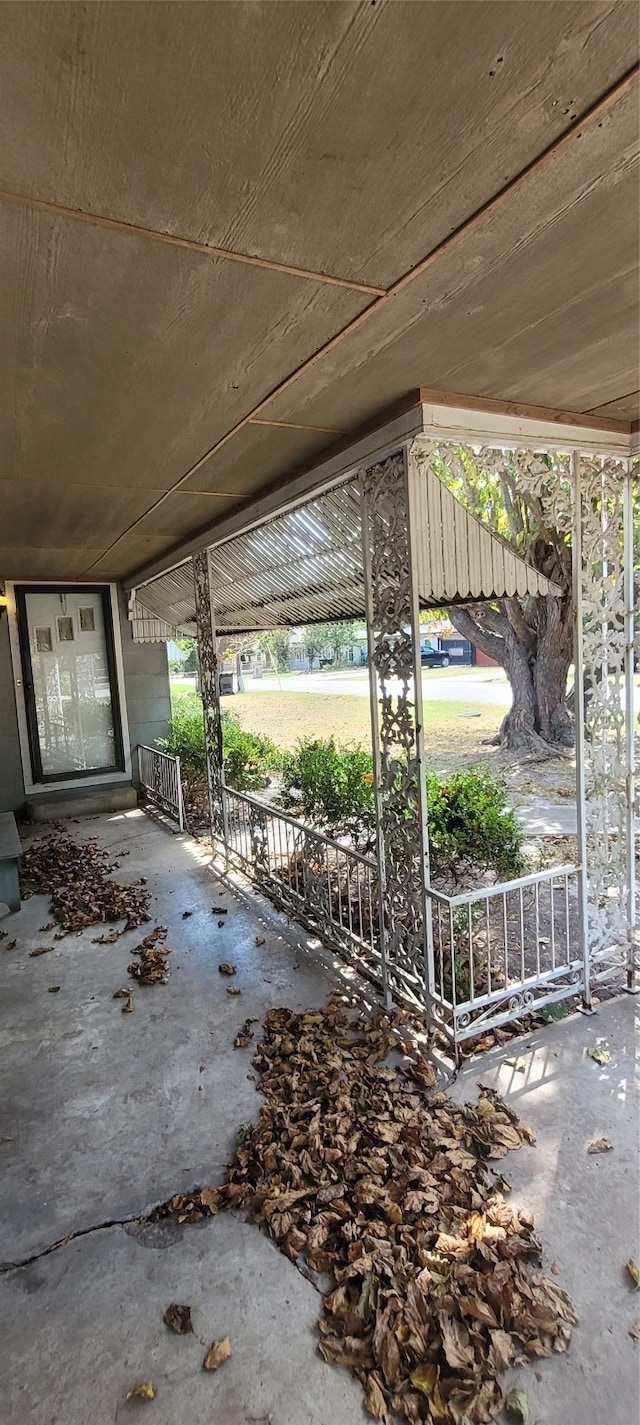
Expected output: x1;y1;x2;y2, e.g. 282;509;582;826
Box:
0;4;638;1423
130;394;638;1055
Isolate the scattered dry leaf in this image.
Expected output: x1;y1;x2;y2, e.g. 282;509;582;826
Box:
234;1018;259;1049
629;1318;640;1341
505;1388;529;1423
48;985;60;994
218;963;236;976
163;1303;193;1334
4;939;16;950
256;936;266;947
124;1381;156;1401
122;990;134;1013
626;1259;640;1290
226;986;242;996
587;1138;613;1154
203;1336;232;1371
587;1046;610;1065
29;946;53;957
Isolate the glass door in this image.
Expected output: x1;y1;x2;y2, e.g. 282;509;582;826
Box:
16;586;125;782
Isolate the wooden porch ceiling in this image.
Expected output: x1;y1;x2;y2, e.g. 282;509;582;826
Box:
0;1;637;583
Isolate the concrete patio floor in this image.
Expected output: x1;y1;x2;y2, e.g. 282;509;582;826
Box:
0;810;638;1425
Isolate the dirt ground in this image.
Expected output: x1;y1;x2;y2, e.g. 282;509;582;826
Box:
223;690;578;805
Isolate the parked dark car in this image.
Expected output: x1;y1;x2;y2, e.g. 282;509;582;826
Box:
420;647;450;668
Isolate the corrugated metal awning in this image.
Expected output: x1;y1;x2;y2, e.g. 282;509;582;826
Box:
130;467;560;640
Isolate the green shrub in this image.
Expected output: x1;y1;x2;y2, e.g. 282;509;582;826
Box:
162;707;523;886
279;738;375;842
426;764;524;883
159;695;279;798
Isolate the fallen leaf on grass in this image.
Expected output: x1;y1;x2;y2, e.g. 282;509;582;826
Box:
124;1381;156;1400
48;985;60;994
203;1336;232;1371
505;1388;530;1423
255;936;266;947
163;1303;193;1334
587;1046;610;1065
626;1259;640;1290
218;963;236;976
587;1138;613;1154
29;946;53;957
226;986;242;996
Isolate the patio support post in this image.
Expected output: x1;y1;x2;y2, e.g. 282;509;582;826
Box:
571;453;591;1006
623;468;637;987
576;453;635;986
359;447;433;1023
192;550;228;848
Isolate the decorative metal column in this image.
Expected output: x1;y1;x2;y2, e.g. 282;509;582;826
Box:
359;448;433;1016
576;454;636;986
192;550;227;842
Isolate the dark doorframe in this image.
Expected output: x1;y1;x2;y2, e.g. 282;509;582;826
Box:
15;584;126;784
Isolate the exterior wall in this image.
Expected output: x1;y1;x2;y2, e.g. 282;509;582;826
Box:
475;646;500;668
117;590;171;777
0;614;26;814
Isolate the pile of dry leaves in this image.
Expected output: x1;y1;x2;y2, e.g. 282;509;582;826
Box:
174;999;576;1424
20;832;150;936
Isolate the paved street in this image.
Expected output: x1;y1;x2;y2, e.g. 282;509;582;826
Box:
176;666;515;707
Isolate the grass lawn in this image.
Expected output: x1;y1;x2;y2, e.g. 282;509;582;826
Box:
220;690;500;768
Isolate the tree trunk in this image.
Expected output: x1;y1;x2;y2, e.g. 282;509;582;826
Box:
449;598;574;752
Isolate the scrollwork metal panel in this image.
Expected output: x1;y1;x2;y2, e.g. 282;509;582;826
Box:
359;451;430;1008
192;550;226;839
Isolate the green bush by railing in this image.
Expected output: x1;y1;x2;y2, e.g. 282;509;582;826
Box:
159;696;280;798
160;705;524;885
279;738;524;883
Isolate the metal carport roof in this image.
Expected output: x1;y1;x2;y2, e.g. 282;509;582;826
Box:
130;462;560;640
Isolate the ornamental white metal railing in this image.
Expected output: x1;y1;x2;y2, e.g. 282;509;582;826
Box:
217;786;383;987
138;745;184;831
211;788;592;1051
426;864;583;1047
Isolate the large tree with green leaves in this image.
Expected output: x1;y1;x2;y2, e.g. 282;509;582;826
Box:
437;453;574;753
